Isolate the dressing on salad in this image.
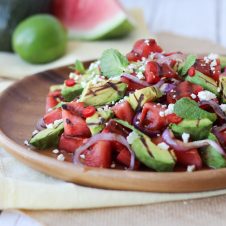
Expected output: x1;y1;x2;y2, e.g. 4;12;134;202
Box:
28;38;226;172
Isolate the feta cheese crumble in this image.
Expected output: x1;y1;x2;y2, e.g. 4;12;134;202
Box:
197;90;216;101
127;131;139;144
57;154;65;161
32;130;39;136
187;165;196;172
159;111;165;117
52;149;59;154
164;104;174;116
220;104;226;112
157;142;169;150
190;93;197;99
80;154;86;159
182;133;190;143
136;71;145;80
46;119;63;129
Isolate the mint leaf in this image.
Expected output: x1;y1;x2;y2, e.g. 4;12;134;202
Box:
70;60;85;73
100;49;129;78
180;54;196;76
174;97;217;122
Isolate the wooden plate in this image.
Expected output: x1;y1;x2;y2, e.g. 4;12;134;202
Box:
0;62;226;193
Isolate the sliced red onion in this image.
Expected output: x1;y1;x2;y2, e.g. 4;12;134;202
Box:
162;128;225;155
36;118;46;131
73;133;135;170
155;53;186;65
153;78;166;88
199;100;226;120
212;124;226;150
160;83;176;94
121;74;150;87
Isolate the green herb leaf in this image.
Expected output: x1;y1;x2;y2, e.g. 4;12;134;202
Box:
100;49;129;78
69;60;85;73
180;54;196;76
174;97;217;122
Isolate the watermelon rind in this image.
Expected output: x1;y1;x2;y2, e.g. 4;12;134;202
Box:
67;12;134;40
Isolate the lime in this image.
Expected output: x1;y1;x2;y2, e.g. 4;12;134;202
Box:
12;14;67;64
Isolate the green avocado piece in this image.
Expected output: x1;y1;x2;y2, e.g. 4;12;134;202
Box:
61;84;83;102
174;98;217;122
80;80;127;106
219;75;226;103
114;119;175;171
86;108;113;135
219;55;226;69
185;70;219;96
178;54;197;76
127;86;162;111
29;123;64;149
171;118;212;140
201;133;226;169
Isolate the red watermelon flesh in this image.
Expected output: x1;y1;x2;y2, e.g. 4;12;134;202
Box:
51;0;133;40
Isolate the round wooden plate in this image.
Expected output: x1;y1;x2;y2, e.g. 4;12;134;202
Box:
0;62;226;193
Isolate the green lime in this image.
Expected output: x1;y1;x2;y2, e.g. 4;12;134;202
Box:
12;14;67;64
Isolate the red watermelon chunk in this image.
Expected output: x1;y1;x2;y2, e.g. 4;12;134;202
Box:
51;0;134;40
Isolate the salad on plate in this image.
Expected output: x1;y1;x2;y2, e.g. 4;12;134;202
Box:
27;38;226;172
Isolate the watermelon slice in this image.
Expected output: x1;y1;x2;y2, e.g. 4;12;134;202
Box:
51;0;134;40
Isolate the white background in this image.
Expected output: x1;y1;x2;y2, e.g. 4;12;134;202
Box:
120;0;226;47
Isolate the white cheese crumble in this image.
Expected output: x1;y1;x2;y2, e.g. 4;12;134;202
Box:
136;71;145;80
187;165;196;172
127;131;139;144
159;111;165;117
69;72;79;80
80;154;86;159
164;104;174;116
32;130;39;136
157;142;169;150
190;93;197;99
197;90;217;101
182;133;190;143
57;154;65;161
24;140;29;146
207;53;218;61
46;119;63;129
220;104;226;112
88;61;100;71
52;149;59;154
47;108;53;112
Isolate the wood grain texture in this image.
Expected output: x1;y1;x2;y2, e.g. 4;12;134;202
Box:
1;63;226;193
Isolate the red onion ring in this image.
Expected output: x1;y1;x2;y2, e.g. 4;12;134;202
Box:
121;74;150;87
36;118;46;131
212;124;226;150
162;128;225;155
159;83;176;94
155;53;186;65
199;100;226;120
73;132;135;170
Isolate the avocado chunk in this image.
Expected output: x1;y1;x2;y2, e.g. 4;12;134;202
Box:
86;108;113;135
114;119;175;172
80;80;127;106
61;84;83;101
201;133;226;169
219;55;226;69
186;70;219;95
219;75;226;103
127;86;162;111
29;123;64;149
171;118;213;140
